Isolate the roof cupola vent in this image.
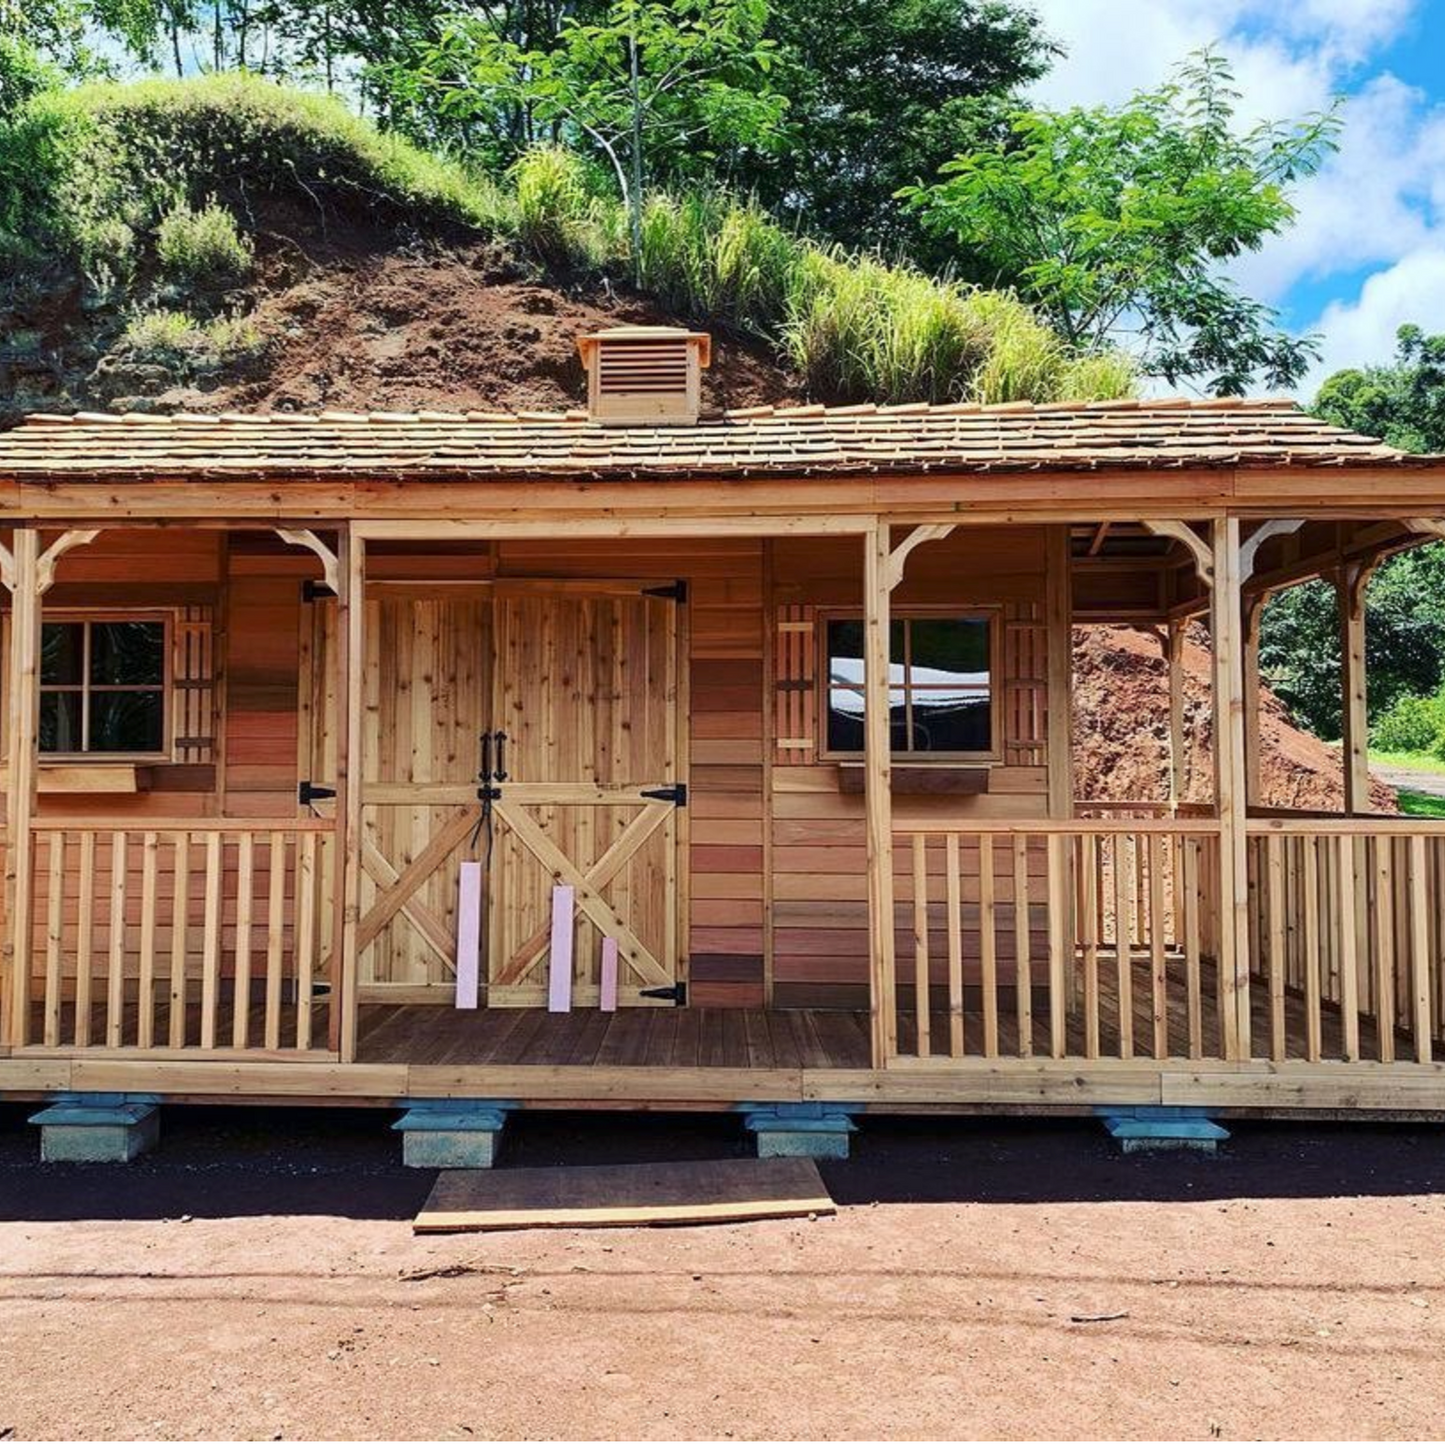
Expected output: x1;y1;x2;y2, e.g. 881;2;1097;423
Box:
578;326;711;426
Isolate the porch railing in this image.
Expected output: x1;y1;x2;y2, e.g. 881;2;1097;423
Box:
890;820;1223;1063
22;819;334;1054
1245;819;1445;1064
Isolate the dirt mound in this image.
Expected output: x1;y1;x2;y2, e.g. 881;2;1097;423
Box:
4;234;798;419
1073;623;1397;812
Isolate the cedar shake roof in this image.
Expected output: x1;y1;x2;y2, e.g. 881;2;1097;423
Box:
0;397;1428;482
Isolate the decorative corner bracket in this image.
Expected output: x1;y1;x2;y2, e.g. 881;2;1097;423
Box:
885;523;956;592
275;528;340;594
1239;518;1305;583
1142;520;1214;589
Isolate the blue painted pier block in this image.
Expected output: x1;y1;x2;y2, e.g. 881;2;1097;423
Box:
1098;1106;1229;1153
29;1093;160;1163
393;1099;515;1168
742;1102;858;1160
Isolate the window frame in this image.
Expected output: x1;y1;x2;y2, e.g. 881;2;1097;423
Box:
36;610;173;762
817;605;1003;764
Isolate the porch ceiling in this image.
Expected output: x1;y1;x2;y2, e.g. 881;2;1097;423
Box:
0;397;1430;483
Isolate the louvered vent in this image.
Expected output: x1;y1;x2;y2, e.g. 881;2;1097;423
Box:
579;326;711;425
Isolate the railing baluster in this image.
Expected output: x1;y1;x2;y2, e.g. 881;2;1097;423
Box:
43;833;65;1048
1149;833;1167;1059
1046;835;1067;1059
979;835;998;1057
911;832;930;1059
105;832;128;1047
1337;834;1360;1061
296;831;318;1051
169;832;191;1048
1013;835;1032;1058
232;833;255;1050
1113;833;1134;1058
1302;837;1322;1063
137;831;159;1050
1183;835;1203;1060
265;832;286;1051
200;831;223;1049
1409;834;1432;1064
74;832;96;1048
945;833;963;1058
1266;834;1286;1063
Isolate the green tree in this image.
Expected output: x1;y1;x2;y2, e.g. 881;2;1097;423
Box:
384;0;786;259
727;0;1053;267
1260;325;1445;738
902;52;1340;393
1313;324;1445;454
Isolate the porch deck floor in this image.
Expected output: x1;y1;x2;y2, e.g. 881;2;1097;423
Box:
356;1004;874;1070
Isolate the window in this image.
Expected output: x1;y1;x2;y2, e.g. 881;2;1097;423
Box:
824;613;995;758
39;617;168;757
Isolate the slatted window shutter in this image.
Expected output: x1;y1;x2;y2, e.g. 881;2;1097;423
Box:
172;605;216;762
1003;601;1047;766
774;604;817;763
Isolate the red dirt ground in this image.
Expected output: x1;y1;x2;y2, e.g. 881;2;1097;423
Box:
1073;622;1397;813
3;1108;1445;1441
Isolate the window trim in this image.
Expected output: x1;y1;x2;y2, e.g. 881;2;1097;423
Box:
817;605;1003;764
37;610;173;763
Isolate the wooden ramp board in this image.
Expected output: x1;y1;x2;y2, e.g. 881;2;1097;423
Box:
414;1157;835;1233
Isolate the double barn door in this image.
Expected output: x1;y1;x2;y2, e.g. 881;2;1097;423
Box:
302;581;681;1006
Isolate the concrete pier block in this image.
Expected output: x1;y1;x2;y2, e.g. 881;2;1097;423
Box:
393;1100;514;1169
1098;1106;1229;1153
29;1094;160;1163
743;1103;857;1160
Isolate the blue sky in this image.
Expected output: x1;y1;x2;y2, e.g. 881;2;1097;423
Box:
1029;0;1445;395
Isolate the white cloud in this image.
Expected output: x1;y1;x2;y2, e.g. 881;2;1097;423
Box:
1300;247;1445;393
1027;1;1444;385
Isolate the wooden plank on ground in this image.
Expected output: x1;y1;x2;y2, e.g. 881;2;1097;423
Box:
414;1157;834;1234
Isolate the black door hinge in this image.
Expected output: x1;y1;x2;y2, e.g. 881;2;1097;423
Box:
640;982;687;1006
298;780;336;805
643;579;687;603
302;579;336;602
641;782;687;806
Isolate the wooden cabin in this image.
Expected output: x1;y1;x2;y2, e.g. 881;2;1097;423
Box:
3;324;1445;1146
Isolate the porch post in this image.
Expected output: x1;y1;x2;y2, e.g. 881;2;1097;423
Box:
1045;525;1075;1054
1337;562;1372;816
1210;518;1250;1059
863;519;896;1067
1164;618;1187;812
2;530;40;1047
334;526;365;1062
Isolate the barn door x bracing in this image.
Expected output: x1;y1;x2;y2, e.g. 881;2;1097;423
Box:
303;581;683;1007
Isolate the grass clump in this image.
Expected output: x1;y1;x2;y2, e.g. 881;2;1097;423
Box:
156;198;252;285
119;307;264;375
511;146;618;270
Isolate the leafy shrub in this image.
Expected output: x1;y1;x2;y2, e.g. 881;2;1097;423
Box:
1370;690;1445;755
156;199;253;285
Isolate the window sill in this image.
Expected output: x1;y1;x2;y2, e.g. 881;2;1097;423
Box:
0;763;143;794
836;763;991;796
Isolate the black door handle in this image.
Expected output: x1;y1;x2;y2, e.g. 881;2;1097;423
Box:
479;729;493;784
494;730;509;782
